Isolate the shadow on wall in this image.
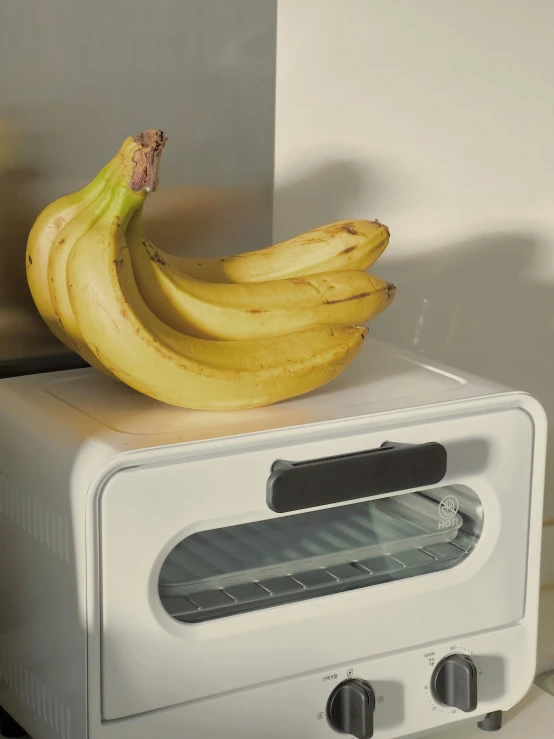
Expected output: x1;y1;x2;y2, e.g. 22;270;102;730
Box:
271;157;552;412
273;158;554;503
272;159;374;241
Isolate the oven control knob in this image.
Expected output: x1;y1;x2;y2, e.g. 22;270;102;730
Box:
327;678;375;739
431;654;478;712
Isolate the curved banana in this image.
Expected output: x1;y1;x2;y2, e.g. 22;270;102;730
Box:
129;215;395;340
26;135;148;356
48;181;116;372
143;218;390;284
67;132;367;410
25;169;109;352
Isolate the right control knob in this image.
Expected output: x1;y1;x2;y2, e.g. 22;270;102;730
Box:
431;654;478;713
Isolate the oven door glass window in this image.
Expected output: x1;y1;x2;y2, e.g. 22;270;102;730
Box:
159;485;482;623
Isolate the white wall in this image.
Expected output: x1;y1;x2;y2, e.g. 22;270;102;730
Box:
274;0;554;593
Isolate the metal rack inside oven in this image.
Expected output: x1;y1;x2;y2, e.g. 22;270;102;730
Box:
159;486;481;622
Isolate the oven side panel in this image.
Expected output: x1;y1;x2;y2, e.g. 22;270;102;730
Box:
0;390;91;739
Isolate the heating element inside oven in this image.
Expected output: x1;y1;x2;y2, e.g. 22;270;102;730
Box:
158;485;482;622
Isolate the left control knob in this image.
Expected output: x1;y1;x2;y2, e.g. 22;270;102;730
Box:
327;678;376;739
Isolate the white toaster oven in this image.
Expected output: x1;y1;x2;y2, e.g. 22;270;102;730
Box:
0;338;547;739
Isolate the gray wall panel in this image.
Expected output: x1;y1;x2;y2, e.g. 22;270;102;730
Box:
0;0;277;362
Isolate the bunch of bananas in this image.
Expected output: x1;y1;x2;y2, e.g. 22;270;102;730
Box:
25;130;395;410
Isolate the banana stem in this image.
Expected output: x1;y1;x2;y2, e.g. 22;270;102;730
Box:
129;129;167;193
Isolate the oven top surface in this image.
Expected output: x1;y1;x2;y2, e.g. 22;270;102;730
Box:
0;338;517;449
41;338;469;438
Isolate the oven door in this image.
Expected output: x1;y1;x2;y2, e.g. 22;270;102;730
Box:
97;406;534;720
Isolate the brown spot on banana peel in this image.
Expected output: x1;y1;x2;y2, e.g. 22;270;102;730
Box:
300;222;359;242
293;236;326;244
247;308;268;314
151;341;173;361
144;239;166;265
325;284;396;305
27;255;32;265
326;291;372;305
340;223;359;235
340;246;356;255
149;250;166;266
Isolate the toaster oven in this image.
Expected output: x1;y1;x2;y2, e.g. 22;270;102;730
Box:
0;338;547;739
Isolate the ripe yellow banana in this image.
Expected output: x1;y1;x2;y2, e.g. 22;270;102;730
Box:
66;131;367;410
25;145;125;355
48;180;116;372
26;179;105;353
143;218;390;284
129;214;395;340
27;135;159;374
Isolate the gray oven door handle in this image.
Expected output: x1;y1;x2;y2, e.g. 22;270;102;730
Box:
266;441;447;513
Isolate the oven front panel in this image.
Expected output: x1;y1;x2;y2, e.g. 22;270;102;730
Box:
90;625;536;739
98;407;534;720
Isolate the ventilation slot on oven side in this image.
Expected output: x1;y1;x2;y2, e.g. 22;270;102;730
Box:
158;485;482;623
